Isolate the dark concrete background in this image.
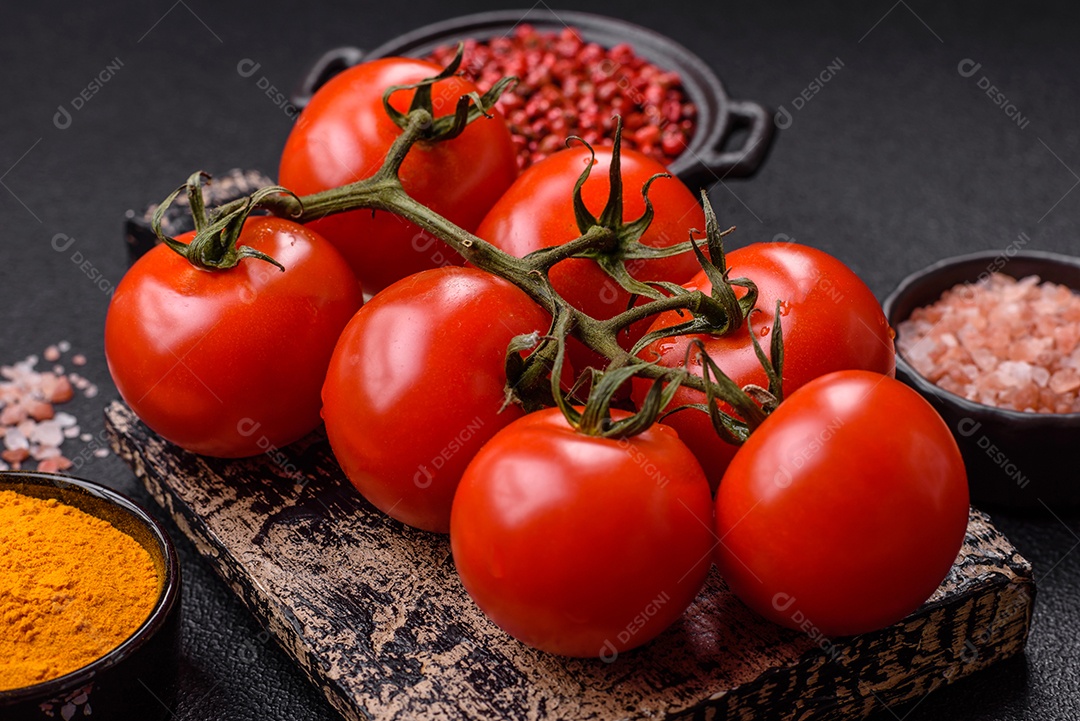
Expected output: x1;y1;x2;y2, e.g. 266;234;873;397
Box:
1;1;1077;719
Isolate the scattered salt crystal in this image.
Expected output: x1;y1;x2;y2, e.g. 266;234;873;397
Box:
0;347;97;471
0;404;26;425
79;433;92;443
47;376;74;403
93;448;111;459
4;430;29;451
2;447;30;464
26;400;54;421
37;456;73;473
31;445;61;460
31;421;64;448
898;272;1080;413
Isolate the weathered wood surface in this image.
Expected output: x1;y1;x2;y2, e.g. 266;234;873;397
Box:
105;401;1034;721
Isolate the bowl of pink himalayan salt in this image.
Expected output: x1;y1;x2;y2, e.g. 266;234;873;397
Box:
884;249;1080;511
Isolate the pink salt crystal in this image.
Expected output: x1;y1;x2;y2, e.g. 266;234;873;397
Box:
47;376;74;403
72;354;86;366
2;448;29;464
1010;383;1040;411
26;400;54;421
1054;325;1080;355
971;348;997;372
43;345;60;362
987;327;1011;354
0;404;27;425
1049;368;1080;395
31;421;63;448
37;456;72;473
31;445;60;461
997;361;1032;388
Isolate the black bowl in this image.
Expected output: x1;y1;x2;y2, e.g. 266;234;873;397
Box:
0;471;181;720
291;8;774;188
883;250;1080;512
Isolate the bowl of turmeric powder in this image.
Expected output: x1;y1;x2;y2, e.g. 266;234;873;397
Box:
0;471;180;720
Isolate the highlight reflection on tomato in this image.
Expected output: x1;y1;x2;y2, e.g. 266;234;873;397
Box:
322;267;553;533
105;217;362;458
714;371;969;637
451;408;715;657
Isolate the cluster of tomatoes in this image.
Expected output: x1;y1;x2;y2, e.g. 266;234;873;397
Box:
104;55;970;659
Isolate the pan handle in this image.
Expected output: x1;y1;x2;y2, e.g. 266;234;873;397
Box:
291;46;366;110
677;99;775;189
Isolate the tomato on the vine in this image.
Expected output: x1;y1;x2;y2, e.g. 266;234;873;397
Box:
105;217;362;458
715;370;969;637
632;242;896;490
322;267;553;534
279;58;518;295
476;145;705;370
450;408;714;658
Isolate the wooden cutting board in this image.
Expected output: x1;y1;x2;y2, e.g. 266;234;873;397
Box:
104;401;1034;721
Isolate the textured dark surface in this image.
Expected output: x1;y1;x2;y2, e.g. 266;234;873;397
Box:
2;1;1078;720
105;400;1033;721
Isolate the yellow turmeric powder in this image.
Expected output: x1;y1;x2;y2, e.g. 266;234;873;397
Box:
0;489;160;691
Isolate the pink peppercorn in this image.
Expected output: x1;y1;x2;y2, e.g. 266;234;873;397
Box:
426;24;697;171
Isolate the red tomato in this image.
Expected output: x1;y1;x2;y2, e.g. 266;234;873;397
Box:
105;217;362;457
451;408;715;658
322;267;552;533
279;58;518;294
715;370;969;637
476;145;705;371
632;242;896;491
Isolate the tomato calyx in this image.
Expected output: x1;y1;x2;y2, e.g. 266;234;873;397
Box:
629;192;761;356
153;171;301;271
502;327;563;414
527;309;683;439
663;333;778;444
382;44;517;144
521;120;689;305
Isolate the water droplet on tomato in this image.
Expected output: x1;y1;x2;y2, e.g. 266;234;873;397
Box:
760;325;771;337
778;300;791;316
